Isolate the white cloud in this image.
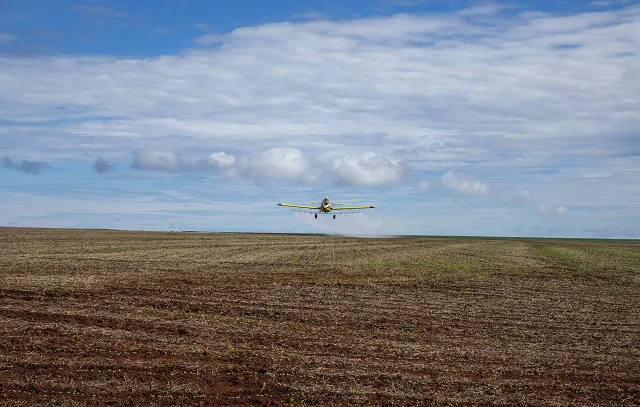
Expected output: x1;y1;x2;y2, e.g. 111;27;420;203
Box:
418;181;429;191
2;4;637;161
210;147;319;185
441;171;489;196
238;147;318;185
199;148;409;186
332;153;409;185
131;149;187;172
204;152;235;169
555;205;567;215
126;147;409;186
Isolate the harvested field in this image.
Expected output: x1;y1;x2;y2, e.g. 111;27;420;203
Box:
1;227;639;406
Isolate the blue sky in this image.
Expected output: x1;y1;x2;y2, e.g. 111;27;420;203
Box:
1;0;639;237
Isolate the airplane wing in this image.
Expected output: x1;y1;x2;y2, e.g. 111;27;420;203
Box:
278;203;320;209
331;205;376;210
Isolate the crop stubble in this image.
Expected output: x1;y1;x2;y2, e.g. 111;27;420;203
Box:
1;227;639;406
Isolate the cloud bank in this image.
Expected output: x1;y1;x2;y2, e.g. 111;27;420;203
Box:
200;148;406;186
1;4;637;165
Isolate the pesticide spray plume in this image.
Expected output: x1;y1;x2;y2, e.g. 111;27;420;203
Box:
292;211;397;238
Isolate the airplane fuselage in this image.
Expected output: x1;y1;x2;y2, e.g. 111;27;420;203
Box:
320;200;332;212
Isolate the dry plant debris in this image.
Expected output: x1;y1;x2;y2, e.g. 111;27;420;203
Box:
1;227;639;406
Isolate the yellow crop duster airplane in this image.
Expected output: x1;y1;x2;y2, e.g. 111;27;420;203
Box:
278;196;375;219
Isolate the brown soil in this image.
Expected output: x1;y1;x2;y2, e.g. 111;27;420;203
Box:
1;227;639;406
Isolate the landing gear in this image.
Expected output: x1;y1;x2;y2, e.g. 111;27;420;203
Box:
333;214;336;219
314;214;317;219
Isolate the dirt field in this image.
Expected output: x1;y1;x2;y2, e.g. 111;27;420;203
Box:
1;227;639;406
